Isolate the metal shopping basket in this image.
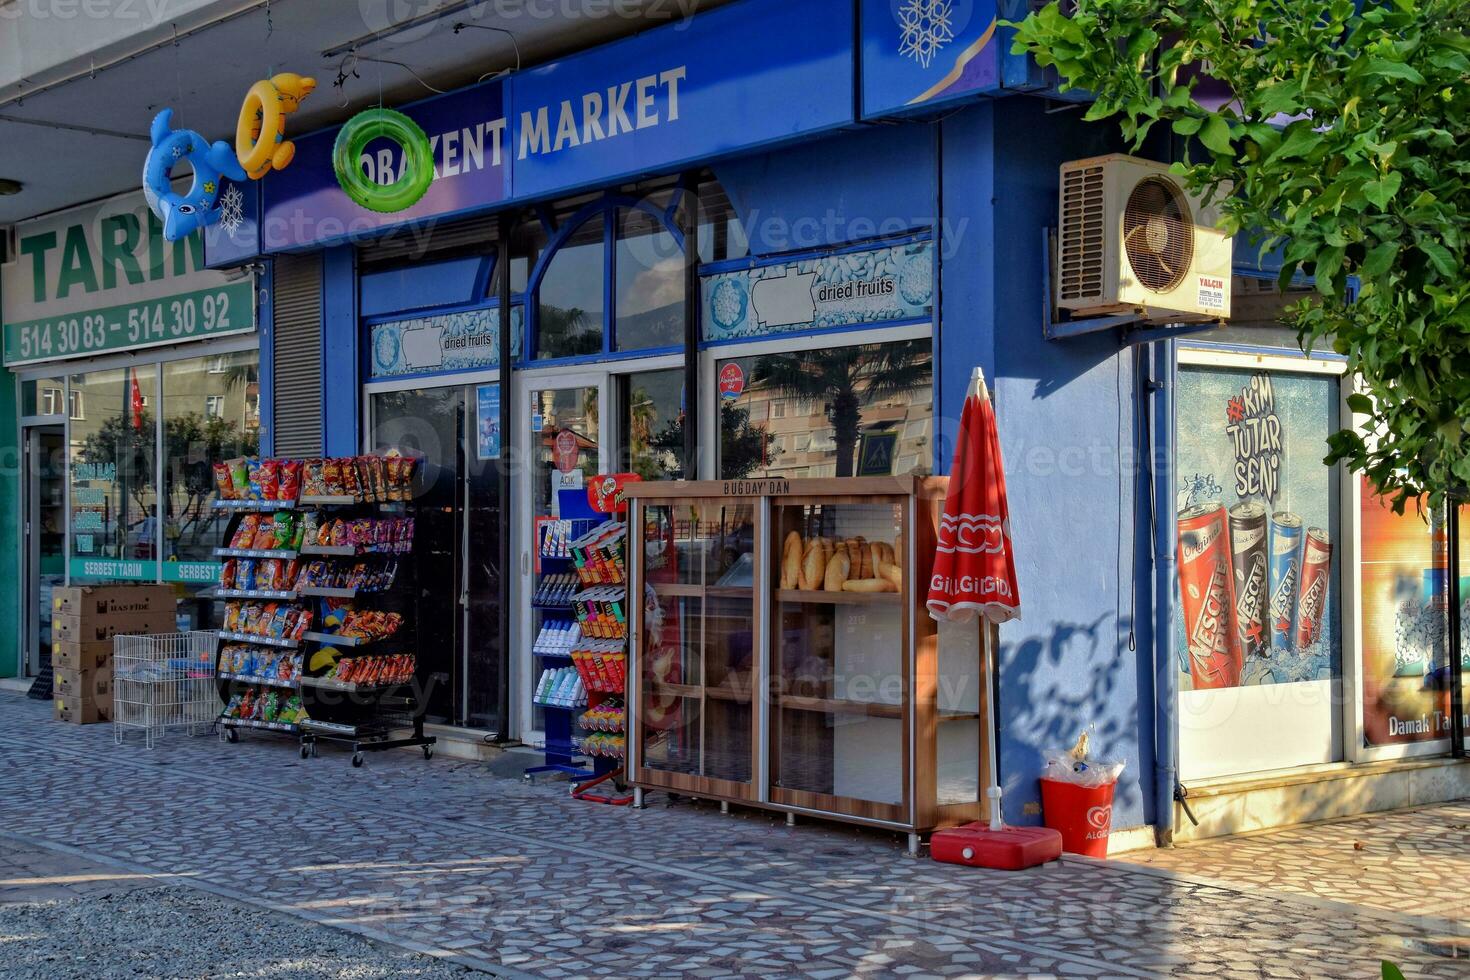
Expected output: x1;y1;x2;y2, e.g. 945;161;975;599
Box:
112;632;218;748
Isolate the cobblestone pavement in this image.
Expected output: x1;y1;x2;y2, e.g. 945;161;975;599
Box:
1;692;1466;978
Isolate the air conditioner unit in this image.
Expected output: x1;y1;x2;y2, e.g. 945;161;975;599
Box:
1056;154;1233;322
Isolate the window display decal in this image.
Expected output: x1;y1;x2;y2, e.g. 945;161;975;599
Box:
861;0;1000;117
1360;485;1470;745
476;384;501;460
1174;366;1340;690
368;305;522;380
702;239;933;342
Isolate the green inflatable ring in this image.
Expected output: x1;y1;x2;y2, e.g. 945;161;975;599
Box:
332;108;434;213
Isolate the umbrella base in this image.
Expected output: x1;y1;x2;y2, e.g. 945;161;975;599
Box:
930;822;1063;870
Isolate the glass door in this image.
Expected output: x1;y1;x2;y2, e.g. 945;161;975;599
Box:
369;383;505;732
516;375;607;739
25;426;65;675
634;496;760;799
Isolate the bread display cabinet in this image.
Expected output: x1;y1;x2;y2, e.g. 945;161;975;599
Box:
626;476;989;850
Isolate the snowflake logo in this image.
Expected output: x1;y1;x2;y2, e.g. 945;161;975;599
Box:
218;184;245;236
896;0;956;68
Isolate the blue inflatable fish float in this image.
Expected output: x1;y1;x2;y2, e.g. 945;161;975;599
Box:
142;109;247;242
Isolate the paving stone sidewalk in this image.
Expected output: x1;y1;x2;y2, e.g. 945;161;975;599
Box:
0;691;1465;978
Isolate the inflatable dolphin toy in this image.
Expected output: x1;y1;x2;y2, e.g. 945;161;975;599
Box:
142;108;247;242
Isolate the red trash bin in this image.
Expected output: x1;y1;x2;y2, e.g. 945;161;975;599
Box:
1040;777;1116;858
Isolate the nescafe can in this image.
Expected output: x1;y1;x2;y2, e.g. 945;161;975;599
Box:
1268;511;1303;650
1295;527;1333;649
1177;502;1240;688
1229;500;1270;661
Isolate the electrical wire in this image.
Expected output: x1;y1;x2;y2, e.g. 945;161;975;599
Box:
452;22;522;80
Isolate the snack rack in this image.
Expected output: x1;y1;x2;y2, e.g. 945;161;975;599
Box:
567;517;632;803
211;492;309;743
294;463;435;767
525;488;603;781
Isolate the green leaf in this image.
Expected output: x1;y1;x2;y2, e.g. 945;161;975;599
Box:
1199;115;1233;154
1419;240;1457;278
1171;116;1204;136
1361;241;1399;279
1362;59;1426;85
1267;124;1320;164
1364;171;1403;210
1347;393;1374;414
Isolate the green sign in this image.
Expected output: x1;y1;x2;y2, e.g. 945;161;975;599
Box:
1;186;255;367
69;557;156;581
4;281;253;367
163;561;222;585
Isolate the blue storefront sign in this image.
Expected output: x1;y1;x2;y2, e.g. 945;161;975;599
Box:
507;0;854;200
860;0;1000;117
702;238;934;342
262;79;510;252
259;0;854;252
368;305;523;380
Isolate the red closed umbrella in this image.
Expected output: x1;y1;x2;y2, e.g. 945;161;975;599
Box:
928;367;1033;847
928;367;1021;625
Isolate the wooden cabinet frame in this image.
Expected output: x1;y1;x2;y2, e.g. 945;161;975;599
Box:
627;477;988;841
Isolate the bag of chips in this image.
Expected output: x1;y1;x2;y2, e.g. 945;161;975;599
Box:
279;459;302;501
302;459;326;496
228;458;250;498
322;459;344;496
272;512;296;550
246;458;263;500
213;463;235;501
230;515;260;549
258;459;280;501
341;458;361;500
251;519;278;551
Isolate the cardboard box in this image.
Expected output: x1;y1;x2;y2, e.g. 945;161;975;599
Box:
53;665;113;702
53;695;110;725
52;585;175;618
52;639;116;672
54;610;175;644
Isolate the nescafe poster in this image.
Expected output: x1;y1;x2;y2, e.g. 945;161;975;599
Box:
1173;365;1340;691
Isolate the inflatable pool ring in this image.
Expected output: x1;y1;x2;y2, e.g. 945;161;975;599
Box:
332;108;434;213
236;72;317;179
142;109;248;242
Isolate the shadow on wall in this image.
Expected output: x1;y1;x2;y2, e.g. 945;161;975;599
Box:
999;612;1145;825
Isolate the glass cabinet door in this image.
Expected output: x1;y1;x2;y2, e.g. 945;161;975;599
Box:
770;499;908;823
636;498;758;798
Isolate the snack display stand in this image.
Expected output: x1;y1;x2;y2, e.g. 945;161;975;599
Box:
209;455;434;766
295;456;435;766
211;459;310;742
525;487;602;781
625;476;988;851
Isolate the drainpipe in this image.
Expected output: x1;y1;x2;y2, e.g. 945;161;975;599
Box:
1150;339;1178;846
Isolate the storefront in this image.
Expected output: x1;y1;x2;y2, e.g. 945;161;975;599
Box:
0;0;1451;844
3;188;259;676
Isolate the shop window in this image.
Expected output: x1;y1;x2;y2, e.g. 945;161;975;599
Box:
535;216;605;359
509;215;548;296
717;338;934;480
619;368;685;480
68;365;158;580
1359;491;1470;747
162;352;259;611
614;207;683;351
696;178;749;264
25;379;64;417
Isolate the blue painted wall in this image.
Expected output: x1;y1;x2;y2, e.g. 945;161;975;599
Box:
322;246;359;457
714;123;940;257
982;98;1155;830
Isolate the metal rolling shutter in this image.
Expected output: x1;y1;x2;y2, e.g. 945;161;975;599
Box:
357;213;496;265
270;253;323;456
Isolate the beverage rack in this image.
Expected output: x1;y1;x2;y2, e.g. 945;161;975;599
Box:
295;488;435;767
211;496;309;742
524;482;633;805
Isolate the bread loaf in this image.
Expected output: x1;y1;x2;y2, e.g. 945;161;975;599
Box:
841;577;890;593
800;542;827;591
780;532;802;590
824;551;851;591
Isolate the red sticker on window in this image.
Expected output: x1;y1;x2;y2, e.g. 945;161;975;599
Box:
718;362;745;401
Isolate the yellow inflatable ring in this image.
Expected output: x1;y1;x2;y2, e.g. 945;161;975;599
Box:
235;74;316;180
